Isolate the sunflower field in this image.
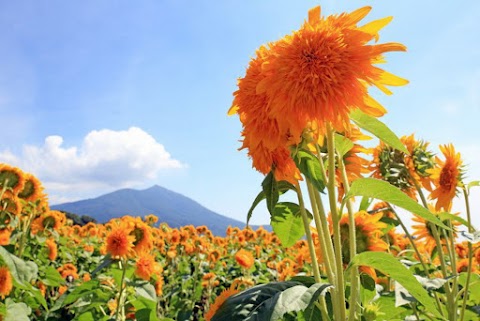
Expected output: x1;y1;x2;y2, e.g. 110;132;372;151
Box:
2;4;480;321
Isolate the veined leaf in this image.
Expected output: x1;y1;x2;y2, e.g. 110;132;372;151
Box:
262;171;280;215
346;178;450;230
294;150;326;192
247;181;296;225
350;109;408;154
271;202;307;247
211;281;332;321
0;246;38;285
348;252;444;319
335;133;354;158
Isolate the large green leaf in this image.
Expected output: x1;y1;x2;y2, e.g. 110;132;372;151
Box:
0;246;38;285
335;133;354;158
294;150;326;192
350;109;408;154
4;299;31;321
270;203;307;247
349;252;444;319
211;281;331;321
262;171;280;215
247;181;296;225
346;178;450;230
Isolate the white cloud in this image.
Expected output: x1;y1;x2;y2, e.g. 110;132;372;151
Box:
0;127;186;202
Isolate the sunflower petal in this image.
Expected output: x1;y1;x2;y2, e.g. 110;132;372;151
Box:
308;6;321;25
378;70;409;86
228;105;239;115
347;6;372;25
359;16;393;42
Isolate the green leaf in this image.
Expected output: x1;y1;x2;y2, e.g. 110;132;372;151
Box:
437;212;471;230
91;254;114;277
346;178;450;230
358;196;373;211
350;109;408;154
247;181;296;225
42;266;65;287
134;282;157;303
271;203;307;247
211;281;331;321
294;150;326;192
4;299;31;321
262;171;280;215
335;133;354;158
467;180;480;191
348;252;444;319
63;280;100;305
77;311;95;321
0;246;38;285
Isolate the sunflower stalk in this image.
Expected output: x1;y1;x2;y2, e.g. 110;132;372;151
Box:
115;258;128;321
296;183;322;282
326;123;347;321
337;153;359;321
459;187;474;321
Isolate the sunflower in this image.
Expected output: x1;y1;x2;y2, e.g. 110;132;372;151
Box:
204;285;240;321
17;173;45;202
402;134;435;191
0;266;13;299
411;205;459;254
229;6;407;184
135;253;160;281
428;144;464;211
0;164;25;196
130;219;153;254
45;238;58;261
31;210;67;235
0;228;12;246
57;263;79;280
330;211;388;264
235;249;255;269
106;224;135;259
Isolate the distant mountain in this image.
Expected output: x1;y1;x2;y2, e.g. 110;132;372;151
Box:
51;185;266;236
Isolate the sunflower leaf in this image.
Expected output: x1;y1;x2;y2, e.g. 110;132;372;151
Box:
348;252;445;319
334;133;354;158
247;181;296;226
350;109;408;154
294;150;326;192
271;202;308;247
262;171;280;216
345;178;450;230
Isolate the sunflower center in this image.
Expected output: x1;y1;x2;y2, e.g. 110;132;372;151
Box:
18;180;34;198
439;165;454;190
0;171;20;189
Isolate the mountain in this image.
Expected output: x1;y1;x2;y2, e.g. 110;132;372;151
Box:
51;185;264;236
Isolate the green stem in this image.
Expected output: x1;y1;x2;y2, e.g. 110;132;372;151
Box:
337;154;359;321
115;259;128;321
326;124;346;321
459;187;474;321
296;183;322;283
306;180;335;283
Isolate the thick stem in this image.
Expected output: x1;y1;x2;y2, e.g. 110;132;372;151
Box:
296;183;322;282
326;124;346;321
459;187;474;321
115;259;128;321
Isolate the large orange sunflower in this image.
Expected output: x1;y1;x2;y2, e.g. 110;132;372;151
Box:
229;6;407;183
106;224;135;259
428;144;463;211
0;266;13;299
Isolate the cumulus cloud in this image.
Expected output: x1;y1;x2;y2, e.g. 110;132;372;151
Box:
0;127;185;201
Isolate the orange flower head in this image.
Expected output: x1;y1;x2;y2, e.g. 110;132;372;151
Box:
57;263;79;280
45;238;58;261
204;285;240;321
428;144;463;211
0;266;13;299
135;253;160;281
0;164;25;196
0;228;12;246
106;224;135;259
18;173;45;202
235;249;255;269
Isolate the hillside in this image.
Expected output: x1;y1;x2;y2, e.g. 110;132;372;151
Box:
51;185;264;235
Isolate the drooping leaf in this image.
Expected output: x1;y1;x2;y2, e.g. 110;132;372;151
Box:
271;203;308;248
349;252;444;319
335;133;354;158
42;266;65;287
346;178;450;230
294;150;326;192
0;246;38;285
4;299;31;321
211;281;331;321
247;181;296;225
350;109;408;154
262;171;280;215
91;254;114;277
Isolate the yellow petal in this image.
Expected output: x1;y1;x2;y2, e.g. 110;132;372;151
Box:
308;6;321;25
378;70;409;86
359;16;393;42
228;105;239;115
347;6;372;25
363;95;387;116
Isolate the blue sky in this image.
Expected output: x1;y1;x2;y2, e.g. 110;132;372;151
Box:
1;0;479;229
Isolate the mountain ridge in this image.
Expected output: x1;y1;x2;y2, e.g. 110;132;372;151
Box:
51;185;267;236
